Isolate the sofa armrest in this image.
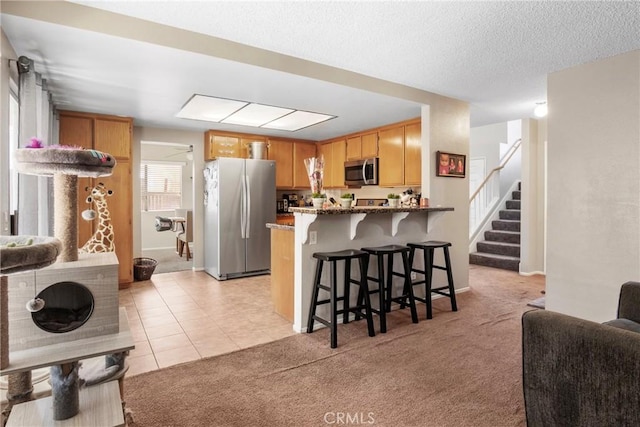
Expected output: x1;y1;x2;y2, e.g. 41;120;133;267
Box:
618;281;640;323
522;310;640;427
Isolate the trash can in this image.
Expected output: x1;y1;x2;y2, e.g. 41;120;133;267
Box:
133;257;158;281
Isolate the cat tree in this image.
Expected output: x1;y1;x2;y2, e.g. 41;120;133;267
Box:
1;145;132;424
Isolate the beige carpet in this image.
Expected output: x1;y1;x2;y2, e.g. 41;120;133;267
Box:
140;247;192;275
124;266;544;427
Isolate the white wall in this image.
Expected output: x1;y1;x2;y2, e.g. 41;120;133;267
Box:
132;126;204;268
547;50;640;322
470;121;505;194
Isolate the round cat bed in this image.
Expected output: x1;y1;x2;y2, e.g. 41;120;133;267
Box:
0;235;62;274
15;147;116;177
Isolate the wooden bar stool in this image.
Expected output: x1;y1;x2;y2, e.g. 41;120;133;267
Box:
307;249;375;348
360;244;419;333
407;241;458;319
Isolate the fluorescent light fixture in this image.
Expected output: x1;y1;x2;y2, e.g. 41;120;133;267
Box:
221;103;294;127
177;95;247;121
177;94;335;131
262;110;335;131
534;102;548;118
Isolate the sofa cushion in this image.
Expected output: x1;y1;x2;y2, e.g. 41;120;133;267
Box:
603;318;640;333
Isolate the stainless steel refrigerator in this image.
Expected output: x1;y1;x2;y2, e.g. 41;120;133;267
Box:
203;158;276;280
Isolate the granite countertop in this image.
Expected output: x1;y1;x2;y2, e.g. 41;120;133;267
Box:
266;223;295;231
288;206;454;215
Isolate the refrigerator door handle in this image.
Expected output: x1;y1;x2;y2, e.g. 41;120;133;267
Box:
246;174;251;239
240;174;247;239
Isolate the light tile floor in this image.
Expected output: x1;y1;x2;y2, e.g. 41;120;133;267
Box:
119;270;296;376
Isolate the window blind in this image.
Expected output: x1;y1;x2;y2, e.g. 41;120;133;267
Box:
140;162;183;211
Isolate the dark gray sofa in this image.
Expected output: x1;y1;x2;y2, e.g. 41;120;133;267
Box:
522;281;640;427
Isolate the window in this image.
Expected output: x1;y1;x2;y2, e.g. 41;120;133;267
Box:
140;161;183;211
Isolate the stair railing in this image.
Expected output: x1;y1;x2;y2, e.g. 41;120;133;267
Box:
469;138;522;240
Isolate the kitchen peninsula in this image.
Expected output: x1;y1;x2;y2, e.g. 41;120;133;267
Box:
268;205;454;332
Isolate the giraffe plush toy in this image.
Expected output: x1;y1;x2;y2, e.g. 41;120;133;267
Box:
80;183;115;253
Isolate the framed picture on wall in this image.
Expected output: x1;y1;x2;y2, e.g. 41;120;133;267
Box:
436;151;466;178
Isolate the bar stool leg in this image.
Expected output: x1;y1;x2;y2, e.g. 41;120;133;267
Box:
385;253;394;313
330;260;338;349
378;254;387;333
425;248;434;320
443;246;458;312
401;251;419;323
358;256;376;338
307;260;324;333
343;259;351;324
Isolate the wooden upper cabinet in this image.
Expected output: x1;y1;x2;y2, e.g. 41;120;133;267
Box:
292;142;316;189
404;122;422;186
94;119;132;159
331;140;346;188
205;133;241;159
378;126;405;187
268;139;294;189
361;132;378;158
317;143;332;188
59;114;93;149
346;136;361;161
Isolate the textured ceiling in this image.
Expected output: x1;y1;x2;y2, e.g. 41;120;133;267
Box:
2;1;639;140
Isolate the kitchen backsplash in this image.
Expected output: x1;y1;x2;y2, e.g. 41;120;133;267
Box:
277;187;421;209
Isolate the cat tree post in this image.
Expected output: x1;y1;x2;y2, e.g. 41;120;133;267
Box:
53;173;78;262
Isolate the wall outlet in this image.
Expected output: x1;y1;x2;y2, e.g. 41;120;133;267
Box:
309;231;317;245
411;272;417;280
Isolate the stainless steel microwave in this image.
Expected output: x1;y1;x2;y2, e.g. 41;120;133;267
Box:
344;158;379;186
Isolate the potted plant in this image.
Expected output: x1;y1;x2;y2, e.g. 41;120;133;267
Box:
387;193;400;208
311;192;326;209
340;193;353;209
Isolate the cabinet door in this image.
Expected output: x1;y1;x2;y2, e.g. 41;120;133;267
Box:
331;140;346;188
98;160;133;284
268;140;293;189
293;142;317;189
59;115;93;149
207;134;240;159
361;132;378;158
346;136;361;161
94;118;131;159
404;122;422;186
378;126;405;187
317;143;332;188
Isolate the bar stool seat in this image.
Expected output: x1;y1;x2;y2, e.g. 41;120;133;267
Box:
360;244;418;333
307;249;375;348
407;241;458;319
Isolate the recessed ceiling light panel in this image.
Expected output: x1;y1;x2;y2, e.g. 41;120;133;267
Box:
262;110;335;131
177;94;335;131
176;95;247;121
221;103;294;127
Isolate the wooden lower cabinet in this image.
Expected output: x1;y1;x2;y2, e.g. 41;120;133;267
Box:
270;228;294;322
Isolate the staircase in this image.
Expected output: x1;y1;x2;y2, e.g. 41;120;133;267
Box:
469;183;521;271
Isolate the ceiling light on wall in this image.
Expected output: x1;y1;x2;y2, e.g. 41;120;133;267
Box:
534;102;548;118
176;94;335;131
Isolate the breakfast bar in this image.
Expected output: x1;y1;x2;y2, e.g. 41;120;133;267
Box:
272;205;454;332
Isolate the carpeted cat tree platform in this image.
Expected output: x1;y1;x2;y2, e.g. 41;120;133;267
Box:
1;145;116;422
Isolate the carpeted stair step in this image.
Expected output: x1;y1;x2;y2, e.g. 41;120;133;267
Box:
491;219;521;232
469;252;520;272
512;190;521;200
485;230;521;244
499;209;521;220
506;200;521;210
477;241;521;257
